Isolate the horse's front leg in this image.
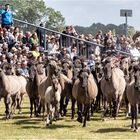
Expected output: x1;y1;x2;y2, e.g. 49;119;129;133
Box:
131;105;135;130
83;104;90;127
4;94;11;120
134;104;139;132
77;102;83;123
71;96;76;119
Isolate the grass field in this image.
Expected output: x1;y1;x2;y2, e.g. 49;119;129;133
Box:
0;96;139;140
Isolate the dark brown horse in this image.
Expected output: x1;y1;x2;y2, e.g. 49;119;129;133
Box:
127;65;140;132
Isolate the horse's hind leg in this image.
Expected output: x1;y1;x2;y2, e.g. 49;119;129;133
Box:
18;94;24;114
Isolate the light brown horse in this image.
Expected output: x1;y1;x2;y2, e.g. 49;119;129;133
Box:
45;75;62;126
101;59;126;119
72;69;98;127
0;68;21;119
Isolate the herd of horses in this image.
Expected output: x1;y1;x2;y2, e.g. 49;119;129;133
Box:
0;54;140;132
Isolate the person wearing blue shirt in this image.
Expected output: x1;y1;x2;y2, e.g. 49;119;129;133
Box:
1;4;13;30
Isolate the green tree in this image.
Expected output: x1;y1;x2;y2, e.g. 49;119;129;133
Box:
0;0;65;31
45;7;65;32
128;26;136;37
9;0;47;24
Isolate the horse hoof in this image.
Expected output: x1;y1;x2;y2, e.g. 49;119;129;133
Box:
102;118;107;121
46;124;49;127
134;129;138;133
71;117;74;120
77;117;83;123
18;111;22;114
35;114;39;117
30;115;33;118
114;117;116;120
83;124;86;127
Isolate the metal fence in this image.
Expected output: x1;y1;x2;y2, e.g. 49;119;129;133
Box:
13;18;105;59
13;18;139;59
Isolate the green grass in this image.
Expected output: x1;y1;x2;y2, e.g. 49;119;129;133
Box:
0;96;139;140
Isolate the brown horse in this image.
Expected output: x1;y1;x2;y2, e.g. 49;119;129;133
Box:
101;58;126;119
72;69;98;127
127;65;140;132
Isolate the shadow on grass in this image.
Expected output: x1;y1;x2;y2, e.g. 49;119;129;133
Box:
92;128;129;133
43;124;75;129
14;118;41;125
22;126;41;129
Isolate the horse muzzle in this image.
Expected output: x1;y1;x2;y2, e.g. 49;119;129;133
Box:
105;76;111;81
134;85;140;91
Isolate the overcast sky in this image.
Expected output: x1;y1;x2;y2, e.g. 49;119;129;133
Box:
45;0;140;30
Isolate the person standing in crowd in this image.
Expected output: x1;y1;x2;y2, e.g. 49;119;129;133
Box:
29;32;39;50
36;22;44;47
1;4;13;30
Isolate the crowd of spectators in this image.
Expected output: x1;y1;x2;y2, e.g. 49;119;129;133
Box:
0;3;140;77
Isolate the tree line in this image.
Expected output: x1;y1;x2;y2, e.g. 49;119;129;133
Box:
0;0;136;36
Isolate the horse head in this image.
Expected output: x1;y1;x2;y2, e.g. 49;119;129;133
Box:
120;57;130;76
103;58;113;81
52;75;59;91
78;69;90;89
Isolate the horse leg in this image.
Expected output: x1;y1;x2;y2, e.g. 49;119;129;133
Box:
116;95;123;117
42;104;45;121
131;105;135;130
37;96;41;116
124;90;130;117
54;101;60;120
103;98;108;118
10;95;16;118
98;85;102;111
93;95;99;112
29;98;33;118
46;103;50;126
109;101;112;117
134;104;139;132
83;104;90;127
4;95;10;120
59;95;64;116
64;96;69;116
18;94;24;114
77;102;83;123
71;96;76;119
16;96;20;110
112;98;117;119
